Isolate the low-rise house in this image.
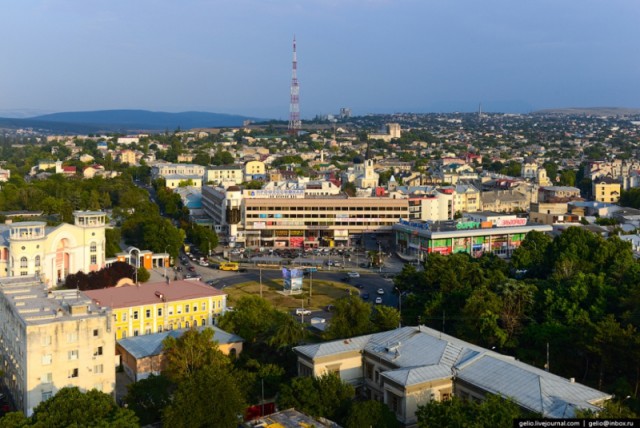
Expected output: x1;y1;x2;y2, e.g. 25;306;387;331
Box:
117;325;243;381
294;326;610;427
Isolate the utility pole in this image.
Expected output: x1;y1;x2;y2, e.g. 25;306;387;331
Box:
259;267;263;298
378;241;382;273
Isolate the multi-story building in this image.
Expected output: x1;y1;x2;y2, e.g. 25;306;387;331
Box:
0;211;107;288
394;216;552;259
205;165;244;185
243;160;266;181
0;276;115;416
592;176;621;203
294;326;610;427
243;195;409;248
83;280;227;340
201;185;243;239
151;162;206;180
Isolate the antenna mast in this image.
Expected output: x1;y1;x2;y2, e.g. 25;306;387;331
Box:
288;36;301;136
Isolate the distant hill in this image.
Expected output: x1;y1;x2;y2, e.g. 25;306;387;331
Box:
0;109;266;133
533;107;640;117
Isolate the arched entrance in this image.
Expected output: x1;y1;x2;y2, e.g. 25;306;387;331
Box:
55;239;71;283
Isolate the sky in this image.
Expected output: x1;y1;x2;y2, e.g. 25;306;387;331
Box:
0;0;639;119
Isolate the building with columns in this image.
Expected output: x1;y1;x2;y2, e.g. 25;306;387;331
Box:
0;211;107;288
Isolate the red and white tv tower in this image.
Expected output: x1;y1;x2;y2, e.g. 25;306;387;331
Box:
288;36;301;135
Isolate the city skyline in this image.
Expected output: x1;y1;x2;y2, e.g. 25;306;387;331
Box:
0;0;639;119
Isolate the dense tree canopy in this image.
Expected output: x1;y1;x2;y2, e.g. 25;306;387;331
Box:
1;387;138;427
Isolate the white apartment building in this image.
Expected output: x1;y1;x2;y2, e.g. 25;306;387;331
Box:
151;163;206;180
0;276;115;416
205;165;244;185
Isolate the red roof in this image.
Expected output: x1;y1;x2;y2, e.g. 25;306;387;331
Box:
62;166;76;172
83;280;225;308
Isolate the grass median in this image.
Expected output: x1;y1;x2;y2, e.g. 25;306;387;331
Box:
223;278;357;312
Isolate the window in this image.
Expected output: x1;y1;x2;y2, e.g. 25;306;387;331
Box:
91;255;97;264
68;368;79;378
185;305;190;313
41;335;52;346
145;327;151;335
35;255;41;267
42;354;52;365
201;302;206;311
168;307;174;315
157;308;163;316
42;391;53;401
122;313;127;322
20;257;27;268
133;311;139;320
93;383;103;392
121;331;127;338
177;305;182;314
93;329;99;337
68;350;79;360
94;364;103;374
94;346;103;356
43;373;53;384
145;309;151;318
90;242;97;252
67;332;78;343
134;330;139;336
193;304;198;312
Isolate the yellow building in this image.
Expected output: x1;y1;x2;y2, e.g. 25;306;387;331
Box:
0;211;107;288
0;276;115;416
592;177;621;203
84;280;227;340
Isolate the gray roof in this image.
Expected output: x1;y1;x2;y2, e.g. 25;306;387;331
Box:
294;326;610;417
117;325;243;359
455;354;606;417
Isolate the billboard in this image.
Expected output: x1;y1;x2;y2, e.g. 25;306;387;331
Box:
282;267;303;293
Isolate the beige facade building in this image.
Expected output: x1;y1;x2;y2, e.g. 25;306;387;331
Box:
205;165;244;185
295;326;610;427
593;177;621;203
0;276;115;416
0;211;107;288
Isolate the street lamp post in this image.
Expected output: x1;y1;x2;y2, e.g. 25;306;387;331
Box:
378;241;383;273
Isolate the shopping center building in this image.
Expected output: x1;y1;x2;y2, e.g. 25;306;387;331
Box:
393;214;552;259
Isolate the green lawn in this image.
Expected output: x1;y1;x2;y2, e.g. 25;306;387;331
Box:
224;278;357;312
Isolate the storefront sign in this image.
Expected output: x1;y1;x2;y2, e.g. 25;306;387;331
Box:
248;189;305;198
456;221;481;230
399;219;429;230
497;218;527;227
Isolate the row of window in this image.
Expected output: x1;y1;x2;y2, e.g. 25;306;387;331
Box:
121;318;207;338
41;347;102;365
119;302;219;322
246;206;406;211
247;214;401;219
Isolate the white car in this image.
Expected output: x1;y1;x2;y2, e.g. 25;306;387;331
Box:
375;297;383;304
347;272;360;278
295;308;312;316
377;288;385;295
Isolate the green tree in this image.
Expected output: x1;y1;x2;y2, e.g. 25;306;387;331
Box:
137;266;150;283
345;400;400;428
124;374;172;426
162;328;229;383
14;387;139;427
416;395;523;428
324;295;373;340
162;364;245;428
267;310;307;349
372;305;401;332
218;295;276;344
278;373;355;424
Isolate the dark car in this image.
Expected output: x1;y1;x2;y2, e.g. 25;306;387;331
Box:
355;283;364;289
238;267;248;273
361;292;370;300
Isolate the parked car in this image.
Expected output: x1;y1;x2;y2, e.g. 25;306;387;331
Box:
375;297;383;304
377;288;385;295
188;266;196;272
295;308;312;316
348;271;360;278
361;292;370;300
